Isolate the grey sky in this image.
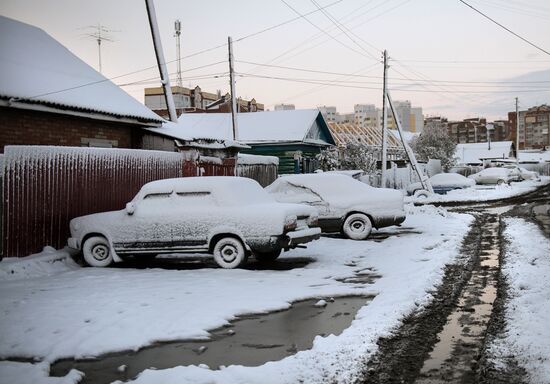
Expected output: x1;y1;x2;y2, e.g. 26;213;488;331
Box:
2;0;550;120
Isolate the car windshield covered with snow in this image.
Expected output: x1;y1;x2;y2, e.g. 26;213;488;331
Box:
407;173;475;195
68;177;321;269
266;173;405;240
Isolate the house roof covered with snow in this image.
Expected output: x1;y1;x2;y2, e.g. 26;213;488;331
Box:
455;141;514;165
0;16;163;125
146;109;335;146
518;150;550;163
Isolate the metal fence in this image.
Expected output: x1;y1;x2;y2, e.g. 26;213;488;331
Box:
2;146;235;258
237;163;278;187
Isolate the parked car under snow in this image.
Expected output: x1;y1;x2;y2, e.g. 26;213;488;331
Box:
502;165;540;181
266;174;406;240
68;177;321;269
407;173;475;195
468;167;523;185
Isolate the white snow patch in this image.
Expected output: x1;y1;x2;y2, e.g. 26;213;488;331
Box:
407;177;550;204
237;153;279;166
313;299;327;308
0;246;79;281
487;218;550;383
0;361;83;384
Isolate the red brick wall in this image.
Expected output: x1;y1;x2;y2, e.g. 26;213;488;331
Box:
0;107;144;152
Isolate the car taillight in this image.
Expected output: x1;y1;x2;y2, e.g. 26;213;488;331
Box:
307;214;319;227
284;215;297;232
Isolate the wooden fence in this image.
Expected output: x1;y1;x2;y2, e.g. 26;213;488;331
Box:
2;146;235;257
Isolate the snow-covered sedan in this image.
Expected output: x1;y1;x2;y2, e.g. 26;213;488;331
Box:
468;167;522;185
502;165;540;181
266;174;405;240
68;177;321;269
407;173;475;195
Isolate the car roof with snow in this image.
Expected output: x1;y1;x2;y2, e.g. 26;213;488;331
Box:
270;173;373;197
138;176;260;195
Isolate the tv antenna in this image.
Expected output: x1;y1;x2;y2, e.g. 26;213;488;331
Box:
80;23;119;73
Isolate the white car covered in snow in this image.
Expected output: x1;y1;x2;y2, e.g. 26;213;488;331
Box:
502;165;540;181
468;167;522;185
68;177;321;269
407;173;475;195
266;173;406;240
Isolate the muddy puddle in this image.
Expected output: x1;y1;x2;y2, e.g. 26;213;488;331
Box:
51;295;371;384
417;214;501;383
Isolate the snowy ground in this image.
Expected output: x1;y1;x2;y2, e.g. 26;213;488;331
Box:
0;205;473;384
487;218;550;384
406;177;550;205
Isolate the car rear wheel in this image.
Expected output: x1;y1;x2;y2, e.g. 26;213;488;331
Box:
414;189;430;199
254;249;282;262
342;213;372;240
497;179;506;185
213;237;247;269
83;236;113;267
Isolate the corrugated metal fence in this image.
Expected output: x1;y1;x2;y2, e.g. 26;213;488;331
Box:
2;146;235;257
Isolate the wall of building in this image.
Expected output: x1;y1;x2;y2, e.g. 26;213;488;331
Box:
0;107;143;152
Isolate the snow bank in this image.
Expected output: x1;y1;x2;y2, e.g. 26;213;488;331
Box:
0;247;79;281
0;361;82;384
407;177;550;204
237;153;279;166
487;218;550;383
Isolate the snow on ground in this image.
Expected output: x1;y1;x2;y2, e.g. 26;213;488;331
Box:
406;177;550;205
487;218;550;383
0;205;473;384
0;247;80;281
0;361;82;384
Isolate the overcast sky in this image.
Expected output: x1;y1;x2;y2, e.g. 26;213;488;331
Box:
2;0;550;120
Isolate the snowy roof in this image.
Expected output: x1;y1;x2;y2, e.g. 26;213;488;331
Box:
148;109;334;145
518;150;550;163
0;16;163;125
455;141;514;164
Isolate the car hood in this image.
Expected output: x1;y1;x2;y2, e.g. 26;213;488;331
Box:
328;187;404;211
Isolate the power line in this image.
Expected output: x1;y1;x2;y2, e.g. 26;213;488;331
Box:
458;0;550;56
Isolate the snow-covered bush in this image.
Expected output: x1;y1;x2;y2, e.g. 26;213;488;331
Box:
410;125;457;170
317;144;379;174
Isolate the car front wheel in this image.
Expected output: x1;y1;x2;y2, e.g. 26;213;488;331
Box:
83;236;113;267
213;237;247;269
254;249;282;262
497;179;506;185
342;213;373;240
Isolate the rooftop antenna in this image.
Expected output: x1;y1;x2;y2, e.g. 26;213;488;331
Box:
174;20;183;88
81;23;118;73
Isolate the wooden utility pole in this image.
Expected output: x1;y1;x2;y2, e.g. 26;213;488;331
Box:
145;0;178;123
228;36;239;140
381;50;389;188
515;97;520;163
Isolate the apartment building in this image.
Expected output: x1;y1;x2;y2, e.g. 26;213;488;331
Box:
274;103;296;111
508;105;550;149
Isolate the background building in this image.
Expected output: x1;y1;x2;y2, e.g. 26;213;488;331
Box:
144;85;264;118
274;103;295;111
508;105;550;150
410;107;424;133
318;106;338;122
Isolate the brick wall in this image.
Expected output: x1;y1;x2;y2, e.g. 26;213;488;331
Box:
0;107;144;152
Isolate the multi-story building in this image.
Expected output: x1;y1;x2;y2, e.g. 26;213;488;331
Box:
508;105;550;149
318;106;338;122
410;107;424;133
354;104;380;129
274;103;296;111
387;100;411;131
424;116;448;132
144;85;264;118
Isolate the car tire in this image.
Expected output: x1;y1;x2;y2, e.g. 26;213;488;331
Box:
254;249;282;262
82;236;113;267
414;189;430;199
497;179;506;185
342;213;372;240
213;237;247;269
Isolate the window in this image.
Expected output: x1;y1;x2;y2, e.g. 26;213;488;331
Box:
174;191;216;207
143;192;172;200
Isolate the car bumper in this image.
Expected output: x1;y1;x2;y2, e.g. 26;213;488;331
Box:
67;237;80;250
373;214;406;229
284;227;321;248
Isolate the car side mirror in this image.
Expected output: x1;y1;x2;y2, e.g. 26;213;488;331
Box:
125;202;136;215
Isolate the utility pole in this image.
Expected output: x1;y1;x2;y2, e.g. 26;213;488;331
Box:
174;20;183;88
144;0;178;123
381;50;389;188
515;97;520;164
228;36;239;140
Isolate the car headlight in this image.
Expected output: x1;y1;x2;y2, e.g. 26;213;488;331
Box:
284;215;297;232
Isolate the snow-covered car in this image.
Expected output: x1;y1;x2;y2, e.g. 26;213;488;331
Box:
68;177;321;269
468;167;522;185
502;165;540;180
266;173;406;240
407;173;475;195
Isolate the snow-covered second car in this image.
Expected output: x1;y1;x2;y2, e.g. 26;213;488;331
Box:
68;177;321;269
266;173;406;240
